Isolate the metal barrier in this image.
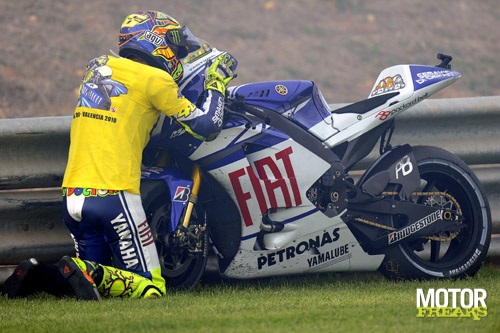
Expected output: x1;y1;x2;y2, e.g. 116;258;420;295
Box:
1;96;499;275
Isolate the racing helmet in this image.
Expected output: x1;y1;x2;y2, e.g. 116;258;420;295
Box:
118;11;201;82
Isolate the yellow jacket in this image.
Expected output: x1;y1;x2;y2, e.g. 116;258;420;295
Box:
62;55;196;194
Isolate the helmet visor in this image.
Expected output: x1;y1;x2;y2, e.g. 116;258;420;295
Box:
165;26;202;59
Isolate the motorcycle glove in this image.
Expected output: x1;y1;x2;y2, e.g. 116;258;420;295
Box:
204;53;237;95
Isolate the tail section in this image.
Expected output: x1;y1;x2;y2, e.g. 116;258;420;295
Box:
325;55;461;147
369;57;461;104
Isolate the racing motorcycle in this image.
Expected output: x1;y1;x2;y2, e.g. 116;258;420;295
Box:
140;40;491;290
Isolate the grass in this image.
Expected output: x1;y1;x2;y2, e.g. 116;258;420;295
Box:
0;264;499;333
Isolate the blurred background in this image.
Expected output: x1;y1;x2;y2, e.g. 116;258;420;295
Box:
1;0;499;118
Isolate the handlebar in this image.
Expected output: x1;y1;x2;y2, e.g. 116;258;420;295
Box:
223;96;266;129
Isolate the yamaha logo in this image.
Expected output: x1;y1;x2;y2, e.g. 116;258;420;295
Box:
275;84;288;95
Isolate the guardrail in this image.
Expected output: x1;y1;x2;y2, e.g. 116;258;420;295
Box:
0;96;499;279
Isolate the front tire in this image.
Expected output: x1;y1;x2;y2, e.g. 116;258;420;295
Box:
379;146;491;280
141;180;208;291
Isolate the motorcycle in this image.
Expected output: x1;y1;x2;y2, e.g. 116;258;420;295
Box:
140;41;491;290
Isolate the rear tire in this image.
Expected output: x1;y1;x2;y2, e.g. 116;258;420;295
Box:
379;146;491;280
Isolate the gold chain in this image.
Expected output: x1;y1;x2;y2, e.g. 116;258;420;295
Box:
353;191;462;242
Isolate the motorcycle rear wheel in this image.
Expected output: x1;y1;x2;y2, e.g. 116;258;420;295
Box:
379;146;491;280
141;181;208;291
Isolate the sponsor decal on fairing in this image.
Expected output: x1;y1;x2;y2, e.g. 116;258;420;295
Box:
257;228;341;269
371;74;405;96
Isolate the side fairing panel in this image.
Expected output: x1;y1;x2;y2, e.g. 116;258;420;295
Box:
221;212;384;279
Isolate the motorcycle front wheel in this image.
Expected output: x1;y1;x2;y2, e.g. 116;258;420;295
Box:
379;146;491;280
141;180;208;291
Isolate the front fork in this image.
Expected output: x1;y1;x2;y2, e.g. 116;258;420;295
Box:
181;164;201;228
175;163;206;254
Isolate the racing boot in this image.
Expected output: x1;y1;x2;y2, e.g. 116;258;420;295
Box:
2;258;72;298
1;258;41;298
57;256;102;301
94;265;165;299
